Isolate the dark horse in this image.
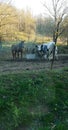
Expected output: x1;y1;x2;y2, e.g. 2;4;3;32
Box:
11;41;25;60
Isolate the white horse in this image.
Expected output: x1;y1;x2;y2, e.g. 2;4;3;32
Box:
36;41;58;60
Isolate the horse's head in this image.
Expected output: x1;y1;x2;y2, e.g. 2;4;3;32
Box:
21;40;25;43
35;44;43;51
19;40;25;48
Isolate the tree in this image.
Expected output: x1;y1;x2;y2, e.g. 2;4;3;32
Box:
0;3;18;43
43;0;68;69
61;16;68;45
36;15;45;35
36;16;54;37
23;9;36;41
17;9;36;41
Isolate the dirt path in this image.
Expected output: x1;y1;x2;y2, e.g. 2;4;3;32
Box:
0;58;68;75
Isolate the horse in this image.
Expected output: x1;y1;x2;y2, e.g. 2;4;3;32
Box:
35;41;58;60
11;41;25;60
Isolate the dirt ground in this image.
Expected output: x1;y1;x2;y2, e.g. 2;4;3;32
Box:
0;56;68;75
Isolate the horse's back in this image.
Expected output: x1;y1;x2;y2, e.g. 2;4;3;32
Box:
11;41;24;51
11;44;17;51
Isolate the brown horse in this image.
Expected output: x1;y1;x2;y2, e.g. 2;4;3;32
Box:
11;41;25;60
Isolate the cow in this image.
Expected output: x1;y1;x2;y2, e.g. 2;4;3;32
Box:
11;40;25;60
35;41;58;60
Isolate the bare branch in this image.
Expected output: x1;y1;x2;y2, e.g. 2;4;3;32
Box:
43;3;54;18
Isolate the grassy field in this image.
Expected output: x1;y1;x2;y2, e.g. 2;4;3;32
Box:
0;69;68;130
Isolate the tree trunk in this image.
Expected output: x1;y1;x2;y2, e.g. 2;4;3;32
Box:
51;45;56;69
50;33;57;69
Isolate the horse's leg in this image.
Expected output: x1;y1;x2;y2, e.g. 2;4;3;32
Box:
15;51;16;59
21;51;22;59
46;50;49;60
12;51;15;60
17;51;19;59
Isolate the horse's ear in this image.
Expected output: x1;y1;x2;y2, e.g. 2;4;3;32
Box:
21;40;24;43
23;40;25;43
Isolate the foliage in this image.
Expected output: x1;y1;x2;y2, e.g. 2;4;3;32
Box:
0;3;36;42
0;3;18;42
61;16;68;45
0;70;68;130
36;16;54;37
58;45;68;54
0;0;68;45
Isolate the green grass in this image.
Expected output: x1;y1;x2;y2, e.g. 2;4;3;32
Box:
58;45;68;54
0;70;68;130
